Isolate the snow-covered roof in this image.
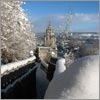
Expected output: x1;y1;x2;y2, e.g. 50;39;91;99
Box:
44;55;99;99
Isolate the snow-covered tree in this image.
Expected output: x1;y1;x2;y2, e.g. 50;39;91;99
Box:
1;1;36;64
79;45;98;57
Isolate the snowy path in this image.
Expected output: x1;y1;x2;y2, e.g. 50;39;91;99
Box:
36;63;49;99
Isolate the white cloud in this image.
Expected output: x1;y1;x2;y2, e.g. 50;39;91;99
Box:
47;14;65;20
57;15;65;19
51;13;99;23
73;13;99;22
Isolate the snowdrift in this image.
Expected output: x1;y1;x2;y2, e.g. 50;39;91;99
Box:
44;55;99;99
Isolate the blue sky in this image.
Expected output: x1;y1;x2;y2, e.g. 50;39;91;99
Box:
22;1;99;33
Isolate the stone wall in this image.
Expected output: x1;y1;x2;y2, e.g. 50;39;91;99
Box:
38;47;51;62
38;46;57;62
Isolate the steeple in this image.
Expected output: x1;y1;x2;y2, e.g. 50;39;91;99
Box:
44;22;57;48
46;21;53;34
48;21;51;27
47;21;52;30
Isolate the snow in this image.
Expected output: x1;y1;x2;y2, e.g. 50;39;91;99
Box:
29;50;34;56
44;55;99;99
53;58;66;77
1;56;36;75
74;47;80;50
64;52;75;67
51;52;55;55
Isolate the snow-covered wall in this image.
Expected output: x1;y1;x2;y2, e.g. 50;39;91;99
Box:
1;56;36;75
44;55;99;99
53;58;66;77
2;62;37;99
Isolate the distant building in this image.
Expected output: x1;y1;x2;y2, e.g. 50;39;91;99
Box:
69;32;99;40
44;22;57;49
35;22;58;63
